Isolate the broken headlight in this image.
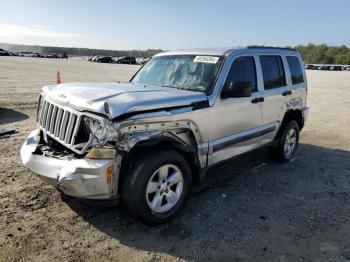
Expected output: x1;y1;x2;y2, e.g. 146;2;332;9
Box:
84;117;108;143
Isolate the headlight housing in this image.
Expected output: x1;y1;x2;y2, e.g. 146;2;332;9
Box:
84;117;108;143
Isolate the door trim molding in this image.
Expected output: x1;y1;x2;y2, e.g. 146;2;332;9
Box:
210;122;278;153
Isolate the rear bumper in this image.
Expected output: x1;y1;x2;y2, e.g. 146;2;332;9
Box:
302;107;309;125
20;129;119;200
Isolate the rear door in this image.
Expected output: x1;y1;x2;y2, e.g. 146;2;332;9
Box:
286;55;307;109
259;55;290;132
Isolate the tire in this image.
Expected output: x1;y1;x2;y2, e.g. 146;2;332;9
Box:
121;149;192;225
269;120;299;162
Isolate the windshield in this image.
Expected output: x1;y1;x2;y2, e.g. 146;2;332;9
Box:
132;55;224;93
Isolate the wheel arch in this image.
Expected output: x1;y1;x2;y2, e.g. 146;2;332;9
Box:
118;130;202;193
275;109;303;140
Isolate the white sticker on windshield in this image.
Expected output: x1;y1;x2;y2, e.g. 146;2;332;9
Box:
193;56;219;64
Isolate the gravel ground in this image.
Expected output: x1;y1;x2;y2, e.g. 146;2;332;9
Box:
1;57;350;262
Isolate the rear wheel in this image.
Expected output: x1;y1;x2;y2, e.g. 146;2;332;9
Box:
121;149;192;225
270;120;299;162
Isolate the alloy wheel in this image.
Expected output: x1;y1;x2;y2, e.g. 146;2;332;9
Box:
145;164;184;213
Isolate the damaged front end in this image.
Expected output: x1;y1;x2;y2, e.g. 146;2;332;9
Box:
21;95;126;199
22;95;206;200
21;129;121;199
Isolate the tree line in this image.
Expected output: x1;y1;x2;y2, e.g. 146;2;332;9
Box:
0;43;162;58
1;43;350;64
294;44;350;65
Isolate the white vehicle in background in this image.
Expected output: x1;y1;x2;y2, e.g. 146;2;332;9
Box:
21;47;308;224
136;57;150;65
136;57;144;64
18;52;38;57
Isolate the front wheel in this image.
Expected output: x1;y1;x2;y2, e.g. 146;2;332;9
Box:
121;149;192;225
270;120;299;162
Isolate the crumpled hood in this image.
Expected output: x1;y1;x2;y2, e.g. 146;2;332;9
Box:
42;82;207;119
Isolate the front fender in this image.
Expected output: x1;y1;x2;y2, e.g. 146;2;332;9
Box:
115;120;207;168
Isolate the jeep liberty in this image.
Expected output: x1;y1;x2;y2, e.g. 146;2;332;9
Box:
21;47;309;224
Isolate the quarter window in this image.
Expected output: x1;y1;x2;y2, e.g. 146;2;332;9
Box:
260;56;286;89
287;56;304;84
225;56;257;92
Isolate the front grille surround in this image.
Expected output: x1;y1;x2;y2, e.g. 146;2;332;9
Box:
37;97;94;154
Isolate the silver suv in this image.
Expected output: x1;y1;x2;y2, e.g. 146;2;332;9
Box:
21;47;309;224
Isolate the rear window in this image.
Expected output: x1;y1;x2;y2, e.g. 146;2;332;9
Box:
287;56;304;84
260;56;286;90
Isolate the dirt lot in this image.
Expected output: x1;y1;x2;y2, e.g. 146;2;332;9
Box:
1;57;350;262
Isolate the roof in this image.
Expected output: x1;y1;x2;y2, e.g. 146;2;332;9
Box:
155;46;298;57
155;48;233;56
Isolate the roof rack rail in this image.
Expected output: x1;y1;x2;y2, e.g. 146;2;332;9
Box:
247;46;296;51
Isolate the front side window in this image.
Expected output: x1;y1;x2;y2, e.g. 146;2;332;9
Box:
260;55;286;90
224;56;257;92
287;56;304;84
132;55;224;93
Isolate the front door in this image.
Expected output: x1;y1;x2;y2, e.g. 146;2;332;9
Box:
207;55;263;165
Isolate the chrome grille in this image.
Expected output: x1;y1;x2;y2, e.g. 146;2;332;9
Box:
37;98;91;153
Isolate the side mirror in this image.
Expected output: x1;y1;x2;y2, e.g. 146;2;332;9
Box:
221;81;252;99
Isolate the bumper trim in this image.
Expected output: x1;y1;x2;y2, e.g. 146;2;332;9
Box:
301;107;309;125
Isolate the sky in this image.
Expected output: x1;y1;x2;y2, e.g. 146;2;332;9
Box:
0;0;350;50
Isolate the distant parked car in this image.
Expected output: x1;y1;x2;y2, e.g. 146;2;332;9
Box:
87;56;95;61
143;57;151;64
305;64;317;70
0;48;11;56
35;53;45;58
92;56;100;62
47;53;58;58
112;57;120;63
116;56;136;64
18;52;38;57
136;57;144;65
96;56;113;63
136;57;151;65
304;64;312;70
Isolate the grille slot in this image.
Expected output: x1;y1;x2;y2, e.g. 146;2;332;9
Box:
37;99;90;153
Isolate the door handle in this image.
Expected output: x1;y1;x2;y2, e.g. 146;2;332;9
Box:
251;97;264;104
282;91;292;96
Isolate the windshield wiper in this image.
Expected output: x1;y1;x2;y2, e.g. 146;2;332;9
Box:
161;85;204;93
176;87;204;92
161;85;179;89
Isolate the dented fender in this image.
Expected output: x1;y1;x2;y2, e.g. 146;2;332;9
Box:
113;120;207;168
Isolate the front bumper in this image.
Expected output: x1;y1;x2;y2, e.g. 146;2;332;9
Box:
20;129;119;200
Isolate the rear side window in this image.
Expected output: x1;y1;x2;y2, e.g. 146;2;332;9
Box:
225;56;257;92
260;56;286;89
287;56;304;84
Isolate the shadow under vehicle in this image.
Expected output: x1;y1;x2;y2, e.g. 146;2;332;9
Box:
64;144;350;261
